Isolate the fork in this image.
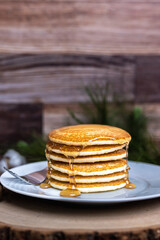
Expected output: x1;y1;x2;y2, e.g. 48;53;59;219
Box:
4;167;48;186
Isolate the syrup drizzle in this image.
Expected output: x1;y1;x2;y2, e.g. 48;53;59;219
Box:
41;147;78;193
41;135;135;195
124;143;136;189
40;181;50;189
40;161;52;189
60;149;82;197
59;137;118;197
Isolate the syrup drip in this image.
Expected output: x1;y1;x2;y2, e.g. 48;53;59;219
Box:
46;170;52;180
125;182;136;189
40;164;52;189
59;137;118;198
59;144;83;197
60;155;81;197
40;179;51;189
60;188;81;197
124;143;136;189
45;135;135;197
40;182;51;189
51;142;84;159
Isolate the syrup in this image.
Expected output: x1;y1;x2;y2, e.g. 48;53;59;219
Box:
40;167;52;189
40;178;51;188
59;137;118;197
45;132;135;197
124;143;136;189
60;155;81;197
125;182;136;189
60;188;81;197
40;182;51;189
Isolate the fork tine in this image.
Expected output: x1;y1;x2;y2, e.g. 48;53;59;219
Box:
24;167;48;184
4;167;31;185
4;167;48;185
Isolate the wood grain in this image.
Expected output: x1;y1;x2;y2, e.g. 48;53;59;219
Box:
139;103;160;144
0;54;160;143
0;2;160;54
44;103;160;146
1;54;160;104
135;57;160;102
0;54;135;103
0;190;160;240
0;103;42;143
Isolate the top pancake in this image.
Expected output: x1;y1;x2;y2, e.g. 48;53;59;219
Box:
49;124;131;146
46;141;125;157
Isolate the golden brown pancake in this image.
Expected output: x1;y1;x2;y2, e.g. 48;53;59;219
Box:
49;124;131;146
50;170;127;183
49;159;127;176
46;149;126;163
46;141;125;157
45;124;133;195
49;179;126;193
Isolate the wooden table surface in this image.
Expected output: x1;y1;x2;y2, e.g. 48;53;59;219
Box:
0;189;160;240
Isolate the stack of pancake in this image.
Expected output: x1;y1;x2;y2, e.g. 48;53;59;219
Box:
45;124;132;195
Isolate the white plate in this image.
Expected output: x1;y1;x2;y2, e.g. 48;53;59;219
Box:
1;161;160;204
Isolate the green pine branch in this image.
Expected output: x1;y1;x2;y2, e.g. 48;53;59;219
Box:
68;84;160;165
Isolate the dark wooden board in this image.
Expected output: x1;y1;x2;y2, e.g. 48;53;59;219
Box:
135;56;160;102
0;54;160;143
0;103;42;143
0;55;135;103
0;2;160;54
1;54;160;103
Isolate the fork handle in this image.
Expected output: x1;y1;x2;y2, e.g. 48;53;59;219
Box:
3;167;31;185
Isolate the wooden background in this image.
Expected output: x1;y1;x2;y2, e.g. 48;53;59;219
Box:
0;1;160;145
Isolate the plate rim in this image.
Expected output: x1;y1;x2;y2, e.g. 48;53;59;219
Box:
1;160;160;203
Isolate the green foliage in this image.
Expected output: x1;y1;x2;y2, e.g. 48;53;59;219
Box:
1;84;159;165
68;84;160;165
68;85;114;125
0;135;46;163
125;107;160;164
14;135;46;162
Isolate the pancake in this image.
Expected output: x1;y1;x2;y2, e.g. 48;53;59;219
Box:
46;149;126;163
46;141;125;157
49;179;126;193
50;170;127;183
49;124;131;146
49;159;127;176
44;124;134;196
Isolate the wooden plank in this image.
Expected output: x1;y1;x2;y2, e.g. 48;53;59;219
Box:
44;103;160;146
135;56;160;102
0;54;135;103
139;103;160;144
0;103;42;143
44;103;84;135
0;2;160;54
